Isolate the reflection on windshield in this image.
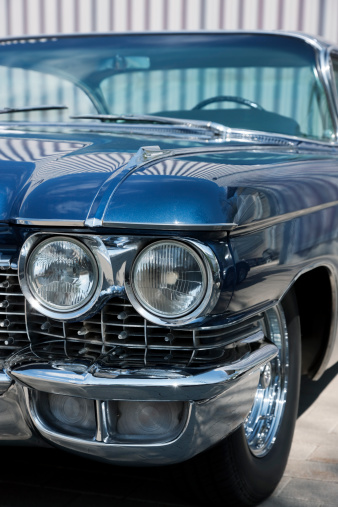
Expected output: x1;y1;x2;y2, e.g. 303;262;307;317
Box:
0;33;334;141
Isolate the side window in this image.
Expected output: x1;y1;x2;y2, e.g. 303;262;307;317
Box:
330;53;338;98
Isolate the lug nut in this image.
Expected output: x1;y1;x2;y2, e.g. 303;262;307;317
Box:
260;362;272;389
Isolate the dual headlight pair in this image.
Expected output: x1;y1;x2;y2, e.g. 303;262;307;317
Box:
20;235;219;324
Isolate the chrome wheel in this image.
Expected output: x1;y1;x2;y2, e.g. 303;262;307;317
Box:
244;305;289;457
185;290;301;506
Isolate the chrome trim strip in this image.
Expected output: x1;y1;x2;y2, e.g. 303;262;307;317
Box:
9;337;278;401
0;122;226;142
231;200;338;236
0;253;12;268
17;204;338;234
199;301;277;331
71;113;228;138
100;221;238;231
95;400;110;443
14;218;86;227
317;46;338;142
85;145;163;224
0;123;336;148
326;46;338;140
84;218;103;227
8;218;192;229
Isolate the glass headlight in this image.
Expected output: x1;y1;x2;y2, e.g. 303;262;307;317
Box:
26;237;98;312
132;240;207;318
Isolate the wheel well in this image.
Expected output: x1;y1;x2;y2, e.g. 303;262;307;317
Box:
293;267;332;378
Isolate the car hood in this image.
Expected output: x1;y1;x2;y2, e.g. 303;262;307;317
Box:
0;133;336;232
0;134;135;224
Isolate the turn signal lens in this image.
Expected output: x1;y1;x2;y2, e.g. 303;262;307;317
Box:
27;237;98;311
132;241;207;318
48;394;96;431
117;400;184;437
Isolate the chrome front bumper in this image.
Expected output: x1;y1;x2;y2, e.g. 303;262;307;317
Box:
0;332;277;465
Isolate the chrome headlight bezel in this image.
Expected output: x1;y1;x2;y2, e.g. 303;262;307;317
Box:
26;236;99;312
18;233;113;321
125;238;221;327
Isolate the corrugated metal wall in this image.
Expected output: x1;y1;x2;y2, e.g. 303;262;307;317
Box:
0;0;338;44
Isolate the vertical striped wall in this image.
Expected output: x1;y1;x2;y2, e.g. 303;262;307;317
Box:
0;0;338;44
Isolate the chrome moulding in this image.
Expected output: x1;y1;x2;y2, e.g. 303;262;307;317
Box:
9;334;277;400
11;331;277;465
0;255;280;463
0;318;278;463
19;372;260;465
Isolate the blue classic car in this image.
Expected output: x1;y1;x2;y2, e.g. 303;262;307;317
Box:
0;31;337;505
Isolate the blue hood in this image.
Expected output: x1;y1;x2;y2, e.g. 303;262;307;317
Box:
1;133;337;230
0;135;134;223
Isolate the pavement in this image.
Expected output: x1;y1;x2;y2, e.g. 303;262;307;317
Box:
261;361;338;507
0;362;337;507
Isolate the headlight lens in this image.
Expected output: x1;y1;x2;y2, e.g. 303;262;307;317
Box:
132;240;207;318
27;237;98;311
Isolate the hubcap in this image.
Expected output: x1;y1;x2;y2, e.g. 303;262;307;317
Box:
244;305;289;457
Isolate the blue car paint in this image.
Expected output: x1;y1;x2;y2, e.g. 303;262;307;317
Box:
1;132;338;366
0;133;335;228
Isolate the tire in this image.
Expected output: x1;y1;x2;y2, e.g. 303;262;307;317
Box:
187;289;301;506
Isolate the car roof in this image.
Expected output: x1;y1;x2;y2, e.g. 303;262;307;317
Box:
0;29;334;50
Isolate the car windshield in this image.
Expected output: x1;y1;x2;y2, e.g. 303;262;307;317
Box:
0;33;333;141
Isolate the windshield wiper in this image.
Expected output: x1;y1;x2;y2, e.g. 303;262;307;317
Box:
0;105;68;114
70;113;227;139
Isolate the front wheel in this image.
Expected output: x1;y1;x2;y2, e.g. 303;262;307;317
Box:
188;289;301;506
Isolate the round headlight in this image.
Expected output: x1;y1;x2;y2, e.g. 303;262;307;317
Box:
132;240;207;318
26;237;98;312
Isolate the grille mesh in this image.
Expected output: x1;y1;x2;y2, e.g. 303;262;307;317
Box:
0;266;28;365
1;266;260;370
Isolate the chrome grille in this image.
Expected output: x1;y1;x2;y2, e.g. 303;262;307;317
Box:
27;299;201;367
0;267;28;364
2;266;262;370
